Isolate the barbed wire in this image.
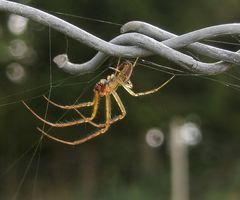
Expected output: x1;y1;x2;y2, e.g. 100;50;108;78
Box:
1;0;240;75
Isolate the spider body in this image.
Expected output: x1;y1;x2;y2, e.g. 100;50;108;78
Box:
94;77;116;96
23;59;174;145
94;61;133;96
115;60;134;82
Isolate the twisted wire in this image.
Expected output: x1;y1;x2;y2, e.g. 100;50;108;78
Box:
1;0;240;75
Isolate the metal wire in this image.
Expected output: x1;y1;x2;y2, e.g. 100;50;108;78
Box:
1;0;240;75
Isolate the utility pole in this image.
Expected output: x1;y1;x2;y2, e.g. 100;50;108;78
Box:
170;119;189;200
170;118;201;200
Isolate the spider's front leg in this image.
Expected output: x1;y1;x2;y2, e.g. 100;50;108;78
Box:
42;95;95;109
22;91;100;128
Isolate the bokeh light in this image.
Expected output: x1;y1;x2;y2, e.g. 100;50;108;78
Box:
5;63;26;83
145;128;164;148
8;39;29;59
180;122;201;146
7;14;28;35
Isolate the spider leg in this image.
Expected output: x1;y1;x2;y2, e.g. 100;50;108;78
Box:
121;75;175;97
36;94;112;145
132;57;139;68
125;80;133;89
110;91;126;123
114;57;121;75
43;95;94;109
22;92;100;128
74;91;126;128
112;57;139;75
73;109;103;127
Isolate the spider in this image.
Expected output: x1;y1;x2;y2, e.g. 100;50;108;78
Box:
23;58;174;145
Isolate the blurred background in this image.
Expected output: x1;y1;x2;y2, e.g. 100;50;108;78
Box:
0;0;240;199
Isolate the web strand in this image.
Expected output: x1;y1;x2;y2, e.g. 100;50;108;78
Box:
1;11;240;199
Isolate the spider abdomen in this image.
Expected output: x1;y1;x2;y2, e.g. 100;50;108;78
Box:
117;61;133;82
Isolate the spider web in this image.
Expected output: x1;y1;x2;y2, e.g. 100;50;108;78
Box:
1;10;240;200
0;14;121;199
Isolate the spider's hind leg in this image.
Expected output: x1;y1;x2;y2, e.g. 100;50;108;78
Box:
122;75;175;97
74;91;126;128
132;57;139;68
36;94;112;145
